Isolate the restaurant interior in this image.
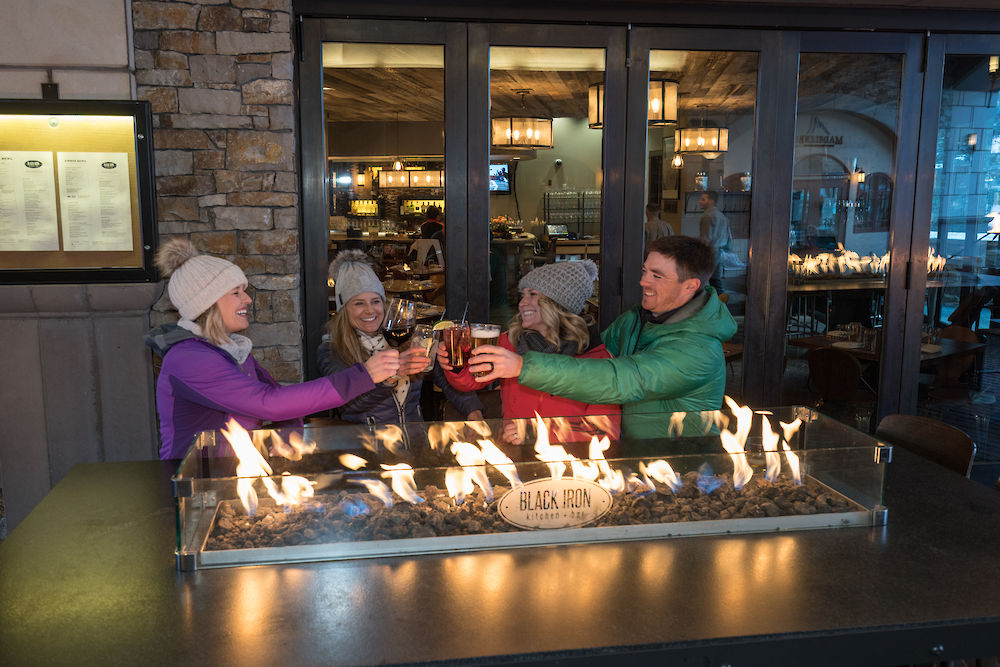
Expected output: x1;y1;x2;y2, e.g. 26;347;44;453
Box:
312;35;1000;489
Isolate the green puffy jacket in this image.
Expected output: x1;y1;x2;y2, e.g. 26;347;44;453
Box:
518;287;737;440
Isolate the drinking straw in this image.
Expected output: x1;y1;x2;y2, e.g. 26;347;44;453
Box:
459;302;469;326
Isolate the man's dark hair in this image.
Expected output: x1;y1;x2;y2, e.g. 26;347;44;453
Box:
704;190;719;204
647;235;716;288
426;205;441;219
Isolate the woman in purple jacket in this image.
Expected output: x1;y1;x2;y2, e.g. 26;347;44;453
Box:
145;239;399;459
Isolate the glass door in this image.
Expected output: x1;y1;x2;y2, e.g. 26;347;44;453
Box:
299;19;466;379
912;35;1000;478
777;34;923;428
628;28;779;405
468;24;626;330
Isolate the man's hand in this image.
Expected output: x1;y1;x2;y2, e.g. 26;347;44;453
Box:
468;344;522;383
399;347;432;376
363;349;400;384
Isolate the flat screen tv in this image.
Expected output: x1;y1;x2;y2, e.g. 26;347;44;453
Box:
489;163;511;193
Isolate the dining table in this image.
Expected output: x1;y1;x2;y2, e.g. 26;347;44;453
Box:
788;333;985;365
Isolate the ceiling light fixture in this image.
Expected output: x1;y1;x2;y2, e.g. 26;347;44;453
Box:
588;79;678;130
491;89;554;149
675;107;729;160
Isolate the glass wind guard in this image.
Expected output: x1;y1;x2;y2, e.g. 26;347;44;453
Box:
173;407;889;570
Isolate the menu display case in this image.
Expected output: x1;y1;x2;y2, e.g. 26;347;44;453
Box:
173;406;890;570
0;99;157;283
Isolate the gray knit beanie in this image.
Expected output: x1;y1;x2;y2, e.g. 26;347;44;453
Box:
155;238;248;321
329;250;385;309
518;260;598;314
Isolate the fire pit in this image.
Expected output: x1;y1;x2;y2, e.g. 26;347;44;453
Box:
173;403;890;570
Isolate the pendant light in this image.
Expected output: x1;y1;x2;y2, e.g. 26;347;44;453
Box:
675;107;729;159
491;89;554;149
588;79;678;129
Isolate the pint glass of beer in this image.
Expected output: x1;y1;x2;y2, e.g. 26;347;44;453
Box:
442;323;470;371
469;323;500;377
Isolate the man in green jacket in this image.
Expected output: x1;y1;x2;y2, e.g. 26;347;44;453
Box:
470;236;737;440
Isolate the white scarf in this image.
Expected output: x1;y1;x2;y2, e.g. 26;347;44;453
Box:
178;318;253;365
357;331;409;408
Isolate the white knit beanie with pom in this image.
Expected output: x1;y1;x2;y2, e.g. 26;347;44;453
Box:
155;238;248;321
518;259;598;315
329;249;385;310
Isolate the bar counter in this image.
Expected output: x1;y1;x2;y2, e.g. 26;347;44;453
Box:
1;448;999;665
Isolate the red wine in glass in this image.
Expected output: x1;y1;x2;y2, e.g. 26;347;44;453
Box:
383;325;414;345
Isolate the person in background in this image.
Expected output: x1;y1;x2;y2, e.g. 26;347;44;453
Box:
698;190;732;292
319;250;483;425
645;202;673;249
468;236;736;441
439;260;620;444
420;205;444;242
145;239;398;460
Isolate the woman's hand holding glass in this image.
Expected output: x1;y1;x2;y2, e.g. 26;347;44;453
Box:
364;349;400;384
399;324;435;376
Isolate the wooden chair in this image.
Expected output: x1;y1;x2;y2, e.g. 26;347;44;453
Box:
806;347;876;427
807;347;876;405
875;414;976;477
929;325;981;400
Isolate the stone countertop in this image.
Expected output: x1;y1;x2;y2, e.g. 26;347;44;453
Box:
1;449;999;665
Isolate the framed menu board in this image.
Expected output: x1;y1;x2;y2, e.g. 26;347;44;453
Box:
0;99;157;283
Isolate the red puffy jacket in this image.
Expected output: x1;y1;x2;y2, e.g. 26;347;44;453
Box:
445;332;621;443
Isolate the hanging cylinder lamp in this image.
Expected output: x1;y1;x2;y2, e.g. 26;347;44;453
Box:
588;82;604;129
647;79;678;126
490;116;553;149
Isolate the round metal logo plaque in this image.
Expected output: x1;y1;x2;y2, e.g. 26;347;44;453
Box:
498;478;612;530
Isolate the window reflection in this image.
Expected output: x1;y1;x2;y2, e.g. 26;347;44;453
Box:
488;46;606;326
920;54;1000;459
647;50;759;400
782;53;902;432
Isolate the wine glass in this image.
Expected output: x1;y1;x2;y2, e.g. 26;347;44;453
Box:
383;298;415;347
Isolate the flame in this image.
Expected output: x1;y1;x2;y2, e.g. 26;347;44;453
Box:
779;418;802;446
327;277;335;288
591;435;625;494
220;419;314;514
721;397;754;489
987;209;1000;234
350;478;394;507
339;453;368;470
532;413;575;480
269;430;317;461
445;467;474;505
927;247;947;273
761;416;781;483
641;459;682;492
380;463;425;504
782;442;802;485
478;439;522;488
668;412;686;437
788;246;899;276
402;262;411;271
451;442;494;502
582;414;617;438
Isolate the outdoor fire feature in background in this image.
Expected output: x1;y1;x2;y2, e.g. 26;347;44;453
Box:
173;402;890;570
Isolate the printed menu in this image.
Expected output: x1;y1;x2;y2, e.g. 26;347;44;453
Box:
57;152;133;251
0;151;60;251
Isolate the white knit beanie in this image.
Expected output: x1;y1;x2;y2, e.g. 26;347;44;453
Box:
155;238;248;321
518;260;598;314
329;249;385;310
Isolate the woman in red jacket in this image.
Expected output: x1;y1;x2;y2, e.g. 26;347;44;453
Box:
440;260;620;444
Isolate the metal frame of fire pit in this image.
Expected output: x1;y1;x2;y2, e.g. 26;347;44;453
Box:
173;407;891;571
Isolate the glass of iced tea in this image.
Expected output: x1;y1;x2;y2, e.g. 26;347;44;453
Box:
469;323;500;377
408;324;435;374
442;323;470;372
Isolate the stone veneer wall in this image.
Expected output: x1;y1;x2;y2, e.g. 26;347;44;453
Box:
133;0;303;381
